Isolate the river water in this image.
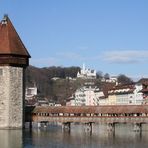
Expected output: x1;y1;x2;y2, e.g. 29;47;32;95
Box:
0;123;148;148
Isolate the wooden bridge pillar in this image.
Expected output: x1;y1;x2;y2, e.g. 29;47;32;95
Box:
133;123;142;132
107;123;115;132
62;122;71;132
84;122;92;133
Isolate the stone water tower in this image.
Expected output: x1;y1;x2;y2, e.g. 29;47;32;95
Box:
0;15;30;129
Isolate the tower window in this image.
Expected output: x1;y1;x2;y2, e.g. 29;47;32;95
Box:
0;69;3;76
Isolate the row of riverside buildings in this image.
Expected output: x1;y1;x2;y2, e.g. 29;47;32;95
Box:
66;78;148;106
66;65;148;106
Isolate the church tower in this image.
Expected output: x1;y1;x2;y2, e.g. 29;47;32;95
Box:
0;15;30;129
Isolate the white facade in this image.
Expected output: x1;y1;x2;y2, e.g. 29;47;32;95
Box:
101;76;118;85
25;87;37;100
77;64;96;79
73;84;104;106
134;84;143;104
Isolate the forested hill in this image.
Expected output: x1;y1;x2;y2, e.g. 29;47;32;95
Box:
26;65;80;83
25;65;81;102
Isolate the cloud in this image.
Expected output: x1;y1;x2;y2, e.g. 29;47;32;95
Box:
103;50;148;64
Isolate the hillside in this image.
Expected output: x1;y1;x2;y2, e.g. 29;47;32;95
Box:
25;65;133;104
25;65;83;103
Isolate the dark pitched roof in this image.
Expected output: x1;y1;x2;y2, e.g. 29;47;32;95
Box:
0;15;30;57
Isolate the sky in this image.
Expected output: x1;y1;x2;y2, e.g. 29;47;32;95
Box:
0;0;148;79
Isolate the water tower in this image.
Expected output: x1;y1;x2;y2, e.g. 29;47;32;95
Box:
0;15;30;129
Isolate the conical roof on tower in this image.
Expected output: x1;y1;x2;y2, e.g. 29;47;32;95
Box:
0;15;30;67
0;15;30;57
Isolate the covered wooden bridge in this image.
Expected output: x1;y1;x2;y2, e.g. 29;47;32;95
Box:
25;105;148;132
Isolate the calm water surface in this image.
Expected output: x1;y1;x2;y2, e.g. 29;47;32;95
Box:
0;124;148;148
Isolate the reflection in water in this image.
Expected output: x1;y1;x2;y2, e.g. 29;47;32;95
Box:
24;123;148;148
0;124;148;148
0;130;23;148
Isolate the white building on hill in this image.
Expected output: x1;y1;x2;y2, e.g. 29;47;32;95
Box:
77;64;96;79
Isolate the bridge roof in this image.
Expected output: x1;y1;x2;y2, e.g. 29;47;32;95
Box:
32;105;148;114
